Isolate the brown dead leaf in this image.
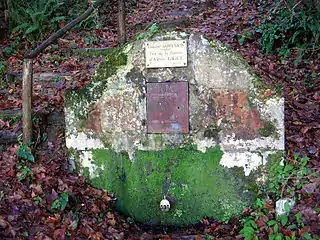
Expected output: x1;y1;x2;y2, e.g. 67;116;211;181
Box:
89;203;101;214
68;220;78;231
89;231;104;240
101;190;112;202
53;228;65;240
47;214;61;224
108;218;117;226
0;119;9;129
80;221;95;237
35;234;53;240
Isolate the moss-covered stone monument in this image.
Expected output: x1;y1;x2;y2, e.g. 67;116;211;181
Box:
64;31;284;226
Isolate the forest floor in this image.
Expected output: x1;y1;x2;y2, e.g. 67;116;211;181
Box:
0;0;319;239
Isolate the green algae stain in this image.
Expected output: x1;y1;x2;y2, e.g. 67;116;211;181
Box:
259;119;279;139
89;146;255;226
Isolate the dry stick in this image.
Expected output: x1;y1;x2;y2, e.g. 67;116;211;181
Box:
22;0;106;144
22;59;33;143
290;0;303;13
118;0;126;45
27;0;105;59
280;169;320;198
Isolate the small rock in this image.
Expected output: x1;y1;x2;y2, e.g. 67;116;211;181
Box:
7;215;16;222
0;216;8;229
276;198;295;216
122;222;130;229
38;234;53;240
140;232;153;240
302;182;319;194
301;207;319;223
108;226;118;234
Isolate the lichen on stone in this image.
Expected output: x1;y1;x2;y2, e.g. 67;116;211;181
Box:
209;40;249;70
65;45;130;132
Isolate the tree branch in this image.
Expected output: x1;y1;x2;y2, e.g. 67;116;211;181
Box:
22;0;105;143
27;0;105;59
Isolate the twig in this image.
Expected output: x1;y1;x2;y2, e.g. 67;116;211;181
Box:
281;172;295;198
290;0;303;13
280;169;320;198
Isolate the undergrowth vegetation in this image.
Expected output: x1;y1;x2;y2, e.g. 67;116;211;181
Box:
240;154;319;240
256;0;320;64
8;0;68;41
7;0;114;41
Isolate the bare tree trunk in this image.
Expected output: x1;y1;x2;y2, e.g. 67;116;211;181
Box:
118;0;126;45
22;59;33;144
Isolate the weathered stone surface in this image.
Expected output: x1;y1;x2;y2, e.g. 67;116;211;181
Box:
64;31;284;226
276;198;295;216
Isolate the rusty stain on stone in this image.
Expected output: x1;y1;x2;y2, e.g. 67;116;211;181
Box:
213;91;264;139
146;82;189;133
86;103;102;133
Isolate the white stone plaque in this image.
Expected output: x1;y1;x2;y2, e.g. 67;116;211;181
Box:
145;40;187;68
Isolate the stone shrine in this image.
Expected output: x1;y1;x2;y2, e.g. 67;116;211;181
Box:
64;31;284;225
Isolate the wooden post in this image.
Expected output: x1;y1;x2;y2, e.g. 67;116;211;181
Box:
21;0;105;143
22;59;33;144
118;0;126;45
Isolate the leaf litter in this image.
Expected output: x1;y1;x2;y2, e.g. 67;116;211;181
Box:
0;0;319;239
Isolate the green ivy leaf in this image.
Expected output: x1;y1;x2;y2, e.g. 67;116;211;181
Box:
16;145;35;162
51;199;61;210
136;33;145;40
280;215;288;226
60;192;69;211
241;226;255;240
18;166;32;181
284;164;294;172
287;224;297;229
310;73;318;78
238;37;245;46
303;233;312;240
267;220;277;226
295;212;302;223
284;202;291;213
51;192;69;211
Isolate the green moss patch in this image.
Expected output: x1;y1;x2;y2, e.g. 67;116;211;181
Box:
88;146;255;226
94;48;127;83
204;125;220;140
259;120;279;138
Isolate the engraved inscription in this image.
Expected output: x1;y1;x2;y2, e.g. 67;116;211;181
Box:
145;40;187;68
146;82;189;133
